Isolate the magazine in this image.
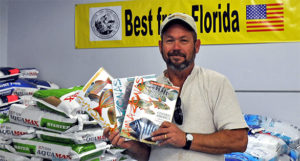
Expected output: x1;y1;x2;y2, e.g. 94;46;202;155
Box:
120;75;179;144
77;67;116;129
112;77;135;130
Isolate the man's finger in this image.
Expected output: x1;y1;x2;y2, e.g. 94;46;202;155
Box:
151;133;166;141
109;130;119;141
159;138;171;146
117;137;125;147
103;128;110;138
151;128;168;137
160;121;172;128
111;133;121;146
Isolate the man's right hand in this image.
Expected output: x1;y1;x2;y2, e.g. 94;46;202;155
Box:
103;128;137;149
103;128;151;161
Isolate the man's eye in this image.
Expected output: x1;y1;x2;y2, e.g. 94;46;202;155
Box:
181;39;188;42
166;39;174;43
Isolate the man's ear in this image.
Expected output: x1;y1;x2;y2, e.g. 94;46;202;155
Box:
159;40;162;53
195;39;201;54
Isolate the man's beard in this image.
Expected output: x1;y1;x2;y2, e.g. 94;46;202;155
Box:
162;49;196;71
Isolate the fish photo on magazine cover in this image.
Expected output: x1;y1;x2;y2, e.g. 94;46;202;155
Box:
92;86;116;125
137;81;178;102
77;67;117;129
129;118;159;142
85;78;111;102
129;95;171;115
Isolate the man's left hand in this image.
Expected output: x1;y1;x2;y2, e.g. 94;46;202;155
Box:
151;121;186;147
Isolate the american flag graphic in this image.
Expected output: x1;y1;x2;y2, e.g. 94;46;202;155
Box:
246;3;284;32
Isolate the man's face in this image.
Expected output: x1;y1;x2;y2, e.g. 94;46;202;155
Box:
159;24;200;71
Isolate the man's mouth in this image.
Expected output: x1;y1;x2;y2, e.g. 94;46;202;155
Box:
170;55;183;60
168;52;186;58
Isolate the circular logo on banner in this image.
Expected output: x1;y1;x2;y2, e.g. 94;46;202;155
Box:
91;8;120;39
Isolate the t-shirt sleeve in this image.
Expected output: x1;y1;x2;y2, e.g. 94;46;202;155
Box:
210;76;248;130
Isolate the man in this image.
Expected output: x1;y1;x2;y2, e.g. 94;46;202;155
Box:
104;12;248;161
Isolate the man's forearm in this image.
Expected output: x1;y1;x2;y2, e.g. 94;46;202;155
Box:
126;141;151;161
190;128;248;154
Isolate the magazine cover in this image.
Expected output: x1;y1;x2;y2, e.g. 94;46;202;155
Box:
120;76;179;144
112;76;135;130
77;67;116;129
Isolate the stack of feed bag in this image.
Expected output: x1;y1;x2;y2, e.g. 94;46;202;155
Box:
225;114;300;161
0;67;136;160
0;67;59;112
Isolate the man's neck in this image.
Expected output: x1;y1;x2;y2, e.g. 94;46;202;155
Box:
165;64;194;89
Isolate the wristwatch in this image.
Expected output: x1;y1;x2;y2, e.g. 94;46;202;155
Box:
183;133;193;150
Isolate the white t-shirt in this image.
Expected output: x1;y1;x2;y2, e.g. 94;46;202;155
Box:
149;66;248;161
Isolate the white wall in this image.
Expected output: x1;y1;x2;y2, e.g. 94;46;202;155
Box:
0;0;8;66
6;0;300;126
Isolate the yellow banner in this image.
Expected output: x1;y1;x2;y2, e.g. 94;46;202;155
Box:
75;0;300;48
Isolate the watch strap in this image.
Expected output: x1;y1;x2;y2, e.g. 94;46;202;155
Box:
183;133;192;150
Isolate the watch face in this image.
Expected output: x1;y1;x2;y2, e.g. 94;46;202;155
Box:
187;134;193;140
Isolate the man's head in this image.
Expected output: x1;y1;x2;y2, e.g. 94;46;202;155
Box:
160;13;197;42
159;13;200;71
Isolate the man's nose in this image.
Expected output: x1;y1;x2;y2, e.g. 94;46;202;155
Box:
173;40;181;50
